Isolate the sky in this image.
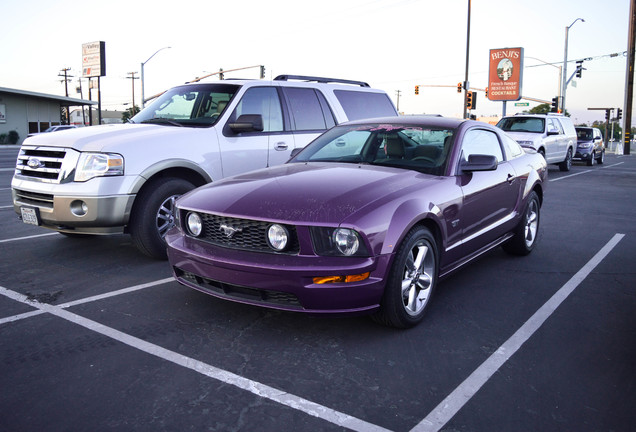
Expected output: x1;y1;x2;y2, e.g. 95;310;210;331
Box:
0;0;631;125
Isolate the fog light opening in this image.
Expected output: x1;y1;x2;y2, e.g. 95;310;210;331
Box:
313;272;370;284
70;200;88;217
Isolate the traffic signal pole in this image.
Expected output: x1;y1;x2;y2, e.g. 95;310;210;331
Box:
463;0;471;119
622;0;635;155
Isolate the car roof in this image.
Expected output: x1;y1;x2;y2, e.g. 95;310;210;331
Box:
341;115;469;129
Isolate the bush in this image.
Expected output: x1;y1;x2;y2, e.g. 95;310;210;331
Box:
8;130;19;144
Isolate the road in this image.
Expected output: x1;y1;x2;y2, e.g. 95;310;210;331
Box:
0;144;634;431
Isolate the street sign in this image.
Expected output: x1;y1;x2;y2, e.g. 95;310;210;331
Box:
514;102;529;106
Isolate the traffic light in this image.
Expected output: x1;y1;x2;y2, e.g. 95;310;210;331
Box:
485;87;489;99
260;65;266;79
466;91;476;110
575;60;583;78
415;85;419;95
605;110;611;122
617;108;622;121
457;82;462;93
219;68;224;80
551;97;559;112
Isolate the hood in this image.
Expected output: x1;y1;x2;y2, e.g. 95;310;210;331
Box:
177;163;438;225
504;131;541;142
22;123;201;153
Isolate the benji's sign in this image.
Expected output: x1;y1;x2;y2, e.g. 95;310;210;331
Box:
488;47;524;101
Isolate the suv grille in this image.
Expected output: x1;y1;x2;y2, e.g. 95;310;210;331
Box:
13;189;54;209
184;212;300;255
16;146;67;181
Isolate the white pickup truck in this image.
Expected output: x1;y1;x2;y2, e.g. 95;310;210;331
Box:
12;75;398;258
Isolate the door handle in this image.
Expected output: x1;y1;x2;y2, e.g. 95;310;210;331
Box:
507;173;516;183
274;142;288;151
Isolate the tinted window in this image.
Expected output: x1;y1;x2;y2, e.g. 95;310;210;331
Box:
334;90;397;121
548;118;563;134
232;87;283;132
284;88;328;131
461;129;503;162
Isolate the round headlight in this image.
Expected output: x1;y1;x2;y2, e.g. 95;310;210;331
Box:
186;212;203;237
333;228;359;256
268;224;289;251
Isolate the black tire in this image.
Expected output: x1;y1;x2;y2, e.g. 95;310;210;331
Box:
129;177;195;259
559;148;573;172
502;191;540;256
372;226;438;329
587;151;595;166
597;150;605;165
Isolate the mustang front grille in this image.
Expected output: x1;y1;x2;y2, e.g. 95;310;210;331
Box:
183;212;300;255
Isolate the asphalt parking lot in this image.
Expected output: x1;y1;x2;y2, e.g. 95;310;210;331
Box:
1;144;635;432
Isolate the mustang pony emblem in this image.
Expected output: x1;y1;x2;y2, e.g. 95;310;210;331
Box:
219;224;242;238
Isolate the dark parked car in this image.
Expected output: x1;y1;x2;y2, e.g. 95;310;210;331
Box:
574;127;604;166
166;117;547;328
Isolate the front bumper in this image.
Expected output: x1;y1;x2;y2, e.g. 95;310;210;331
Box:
166;230;391;315
11;176;137;234
574;147;594;161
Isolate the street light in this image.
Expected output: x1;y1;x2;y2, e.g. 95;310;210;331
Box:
561;18;584;113
141;46;171;109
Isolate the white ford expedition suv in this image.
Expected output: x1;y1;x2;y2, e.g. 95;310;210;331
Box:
12;75;398;258
496;113;577;172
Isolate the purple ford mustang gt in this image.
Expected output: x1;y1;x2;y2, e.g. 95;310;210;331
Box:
166;116;547;328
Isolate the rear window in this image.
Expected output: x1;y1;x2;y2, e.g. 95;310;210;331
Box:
334;90;398;121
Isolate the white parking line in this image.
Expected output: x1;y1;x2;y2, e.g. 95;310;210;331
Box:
0;168;15;172
0;278;174;325
412;233;625;432
0;283;391;432
550;169;592;182
0;232;59;243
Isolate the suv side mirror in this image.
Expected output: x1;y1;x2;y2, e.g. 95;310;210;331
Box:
229;114;264;133
547;129;560;136
461;154;498;172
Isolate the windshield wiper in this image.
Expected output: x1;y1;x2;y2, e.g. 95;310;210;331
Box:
140;118;184;127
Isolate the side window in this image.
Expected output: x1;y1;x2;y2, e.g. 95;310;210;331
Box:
284;88;330;131
461;129;504;163
333;90;397;121
548;118;564;134
502;134;523;159
232;87;283;132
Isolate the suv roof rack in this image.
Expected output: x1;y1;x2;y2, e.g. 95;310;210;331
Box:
514;112;563;116
273;75;370;88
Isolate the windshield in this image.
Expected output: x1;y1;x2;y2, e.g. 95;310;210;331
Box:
291;123;455;175
497;117;545;133
576;129;593;140
131;84;239;127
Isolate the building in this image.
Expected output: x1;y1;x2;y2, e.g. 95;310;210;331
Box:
70;108;124;126
0;87;96;145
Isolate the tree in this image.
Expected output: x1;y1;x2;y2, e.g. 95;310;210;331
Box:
524;103;570;117
122;105;140;123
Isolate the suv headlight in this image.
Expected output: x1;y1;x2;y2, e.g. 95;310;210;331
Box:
310;227;369;257
578;142;593;149
75;152;124;182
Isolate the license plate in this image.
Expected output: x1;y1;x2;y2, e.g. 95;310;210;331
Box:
20;207;40;226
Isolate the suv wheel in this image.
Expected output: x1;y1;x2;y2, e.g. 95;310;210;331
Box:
559;148;573;172
130;177;195;259
597;150;605;164
587;151;596;166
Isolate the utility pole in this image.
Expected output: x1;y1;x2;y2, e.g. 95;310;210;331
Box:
463;0;471;119
127;72;139;115
395;90;401;112
58;67;73;124
623;0;635;155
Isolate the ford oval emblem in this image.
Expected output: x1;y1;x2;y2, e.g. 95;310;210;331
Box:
27;158;42;169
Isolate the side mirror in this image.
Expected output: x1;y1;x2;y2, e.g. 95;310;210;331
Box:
461;154;498;172
229;114;264;133
547;130;560;136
